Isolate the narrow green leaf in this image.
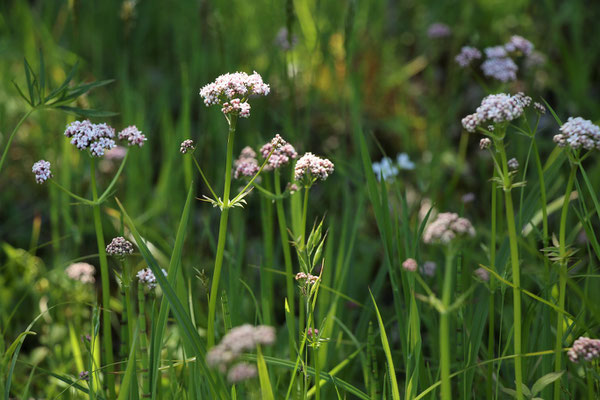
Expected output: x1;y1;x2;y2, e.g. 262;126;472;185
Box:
531;371;564;396
38;49;45;102
23;58;34;105
369;290;400;400
45;61;79;102
256;345;274;400
56;106;119;118
11;81;32;106
117;328;139;400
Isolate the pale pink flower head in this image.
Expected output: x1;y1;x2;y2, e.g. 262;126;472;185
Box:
553;117;600;151
461;92;531;132
474;267;490;282
227;363;257;383
423;212;475;244
481;57;518;82
200;71;269;118
66;262;96;284
32;160;52;183
294;152;334;183
260;134;297;170
568;336;600;363
233;146;259;179
118;125;147;147
504;35;534;56
402;258;418;272
455;46;481;67
137;267;167;290
427;23;451;39
106;236;134;257
64;120;116;157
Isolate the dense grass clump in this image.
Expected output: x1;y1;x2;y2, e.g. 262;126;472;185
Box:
1;1;600;399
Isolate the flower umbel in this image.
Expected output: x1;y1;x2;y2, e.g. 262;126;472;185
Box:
260;134;297;170
200;71;269;118
294;152;334;183
64;120;116;157
568;337;600;363
233;146;260;179
553;117;600;151
106;236;134;257
66;263;96;284
136;268;167;290
118;125;147;147
32;160;52;183
423;212;475;244
180;139;195;154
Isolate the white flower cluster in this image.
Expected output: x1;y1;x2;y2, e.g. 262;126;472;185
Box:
295;272;319;285
199;72;270;118
568;336;600;363
461;93;531;132
423;212;475;244
180;139;195;154
294;152;334;182
65;120;116;157
106;236;134;257
402;258;417;272
260;134;297;170
553;117;600;150
233;146;260;179
136;267;167;290
66;262;96;284
455;46;482;67
481;57;518;82
32;160;52;183
206;324;276;381
457;35;536;81
118;125;147;147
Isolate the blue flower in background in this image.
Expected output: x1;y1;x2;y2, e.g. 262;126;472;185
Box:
397;153;415;170
372;157;398;181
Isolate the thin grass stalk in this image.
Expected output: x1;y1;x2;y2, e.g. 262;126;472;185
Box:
260;192;275;326
207;117;237;348
89;158;115;399
0;108;35;174
486;180;497;400
497;141;523;400
553;164;576;400
123;260;135;350
138;286;149;396
440;248;454;399
274;170;296;359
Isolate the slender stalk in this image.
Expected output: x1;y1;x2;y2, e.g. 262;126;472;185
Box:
553;164;576;400
274;170;296;359
440;248;454;400
486;180;497;400
138;285;150;396
301;187;310;246
497;142;523;400
90;158;115;399
123;260;135;349
0;108;35;174
207;118;236;348
313;336;321;400
260;192;275;326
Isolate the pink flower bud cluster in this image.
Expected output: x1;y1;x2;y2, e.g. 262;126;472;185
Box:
461;93;531;132
294;153;334;182
233;146;260;179
260;134;297;170
553;117;600;151
295;272;319;284
32;160;52;183
568;336;600;363
118;125;147;147
106;236;134;257
136;267;167;290
200;71;269;118
64;120;116;157
206;324;276;378
423;212;475;244
66;262;96;284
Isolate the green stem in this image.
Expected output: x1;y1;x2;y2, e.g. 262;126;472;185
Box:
90;158;115;399
486;180;497;400
0;108;35;174
274;171;296;360
497;142;523;400
206;118;236;348
440;248;454;400
314;341;320;400
123;260;135;350
260;193;275;326
553;165;576;400
138;285;149;396
301;187;310;246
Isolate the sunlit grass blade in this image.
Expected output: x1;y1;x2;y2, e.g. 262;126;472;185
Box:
257;345;275;400
369;290;400;400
